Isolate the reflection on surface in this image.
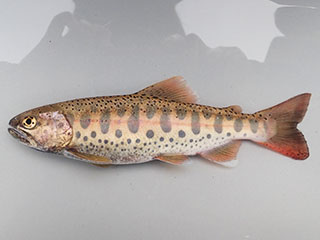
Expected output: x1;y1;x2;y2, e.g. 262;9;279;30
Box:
1;0;318;106
177;0;280;61
0;0;74;63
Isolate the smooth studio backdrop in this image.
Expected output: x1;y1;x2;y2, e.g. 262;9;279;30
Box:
1;0;319;239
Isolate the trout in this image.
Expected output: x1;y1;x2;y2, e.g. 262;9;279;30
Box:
8;76;311;167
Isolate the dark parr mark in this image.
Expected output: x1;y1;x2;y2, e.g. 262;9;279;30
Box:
66;113;75;126
176;108;187;120
117;107;126;117
202;110;212;119
263;121;268;133
249;119;259;133
80;112;91;129
90;105;97;113
191;111;200;135
234;118;243;132
160;108;171;133
214;115;223;134
91;131;96;138
128;105;140;133
178;130;186;138
146;130;154;138
146;105;156;119
100;109;110;134
226;115;233;121
115;129;122;138
83;136;88;141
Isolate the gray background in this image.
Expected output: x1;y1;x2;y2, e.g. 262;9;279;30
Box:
1;0;319;239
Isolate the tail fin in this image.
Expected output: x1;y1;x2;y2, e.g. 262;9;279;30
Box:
255;93;311;160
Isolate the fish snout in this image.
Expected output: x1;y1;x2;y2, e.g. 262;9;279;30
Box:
9;116;19;128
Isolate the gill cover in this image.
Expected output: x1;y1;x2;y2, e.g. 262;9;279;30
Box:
29;111;73;151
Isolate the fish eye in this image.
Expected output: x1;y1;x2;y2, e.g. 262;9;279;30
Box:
22;116;37;129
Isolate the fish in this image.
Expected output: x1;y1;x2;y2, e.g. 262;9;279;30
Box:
8;76;311;167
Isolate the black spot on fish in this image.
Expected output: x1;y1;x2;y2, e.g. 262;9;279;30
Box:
146;130;154;138
115;129;122;138
76;131;81;139
91;131;96;138
178;130;186;138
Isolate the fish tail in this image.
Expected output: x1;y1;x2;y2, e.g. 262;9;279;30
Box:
254;93;311;160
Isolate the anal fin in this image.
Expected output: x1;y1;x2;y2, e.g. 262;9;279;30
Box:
199;141;242;167
155;154;188;165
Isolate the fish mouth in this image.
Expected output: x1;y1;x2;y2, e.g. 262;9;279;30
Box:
8;127;32;146
8;127;46;153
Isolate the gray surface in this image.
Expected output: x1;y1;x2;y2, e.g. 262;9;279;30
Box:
1;1;320;239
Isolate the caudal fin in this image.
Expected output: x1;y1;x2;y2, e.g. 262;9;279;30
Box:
255;93;311;160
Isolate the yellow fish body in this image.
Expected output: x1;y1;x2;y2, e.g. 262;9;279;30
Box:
8;76;311;166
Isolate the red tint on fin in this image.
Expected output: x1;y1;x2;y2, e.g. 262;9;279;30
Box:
199;141;242;162
155;154;188;165
255;93;311;160
138;76;197;103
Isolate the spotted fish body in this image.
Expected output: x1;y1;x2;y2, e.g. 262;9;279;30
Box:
8;77;311;166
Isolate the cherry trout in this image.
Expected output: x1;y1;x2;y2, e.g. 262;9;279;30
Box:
8;76;311;167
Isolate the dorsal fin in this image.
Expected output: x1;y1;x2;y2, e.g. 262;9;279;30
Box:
137;76;197;103
199;141;242;166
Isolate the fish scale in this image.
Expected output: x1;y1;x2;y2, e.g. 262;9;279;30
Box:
8;76;311;166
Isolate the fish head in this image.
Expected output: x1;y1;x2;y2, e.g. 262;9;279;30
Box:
8;106;73;153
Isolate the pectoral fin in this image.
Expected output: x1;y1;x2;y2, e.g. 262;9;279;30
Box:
64;149;112;164
155;154;188;165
